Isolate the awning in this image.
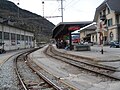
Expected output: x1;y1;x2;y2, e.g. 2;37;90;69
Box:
52;21;92;39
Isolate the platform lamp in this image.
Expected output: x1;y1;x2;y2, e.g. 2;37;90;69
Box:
17;2;20;18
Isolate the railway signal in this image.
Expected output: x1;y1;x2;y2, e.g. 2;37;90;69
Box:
96;17;107;54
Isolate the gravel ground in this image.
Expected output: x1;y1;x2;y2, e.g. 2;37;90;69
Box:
0;49;30;90
0;56;19;90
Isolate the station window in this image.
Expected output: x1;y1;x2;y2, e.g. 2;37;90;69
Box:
21;35;24;41
4;32;9;40
11;33;15;40
17;34;20;40
29;36;32;42
103;9;106;15
107;18;113;27
0;31;2;39
92;36;94;42
110;32;113;41
25;36;28;45
116;14;119;24
32;37;35;40
107;8;110;14
25;36;28;41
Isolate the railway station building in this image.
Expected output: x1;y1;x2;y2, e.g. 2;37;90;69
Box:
0;22;34;51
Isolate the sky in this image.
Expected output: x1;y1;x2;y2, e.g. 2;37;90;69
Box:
8;0;104;25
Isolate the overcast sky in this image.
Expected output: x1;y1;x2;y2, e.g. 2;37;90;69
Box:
8;0;104;25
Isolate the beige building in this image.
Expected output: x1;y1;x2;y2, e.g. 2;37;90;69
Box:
79;23;97;44
79;0;120;45
94;0;120;44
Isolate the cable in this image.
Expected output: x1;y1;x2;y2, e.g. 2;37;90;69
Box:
50;2;60;15
64;0;81;10
64;0;73;8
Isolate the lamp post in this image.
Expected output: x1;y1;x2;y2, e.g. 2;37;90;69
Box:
42;1;44;18
17;2;20;18
61;0;64;22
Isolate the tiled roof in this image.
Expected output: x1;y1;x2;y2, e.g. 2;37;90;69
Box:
107;0;120;13
94;0;120;21
97;0;120;12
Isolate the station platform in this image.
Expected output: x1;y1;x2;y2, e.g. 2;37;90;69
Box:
53;44;120;62
53;44;120;69
29;44;120;70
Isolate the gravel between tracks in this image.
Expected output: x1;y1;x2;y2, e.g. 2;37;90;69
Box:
0;56;19;90
0;49;30;90
17;56;48;89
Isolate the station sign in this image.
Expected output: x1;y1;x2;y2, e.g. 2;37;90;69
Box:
68;26;80;31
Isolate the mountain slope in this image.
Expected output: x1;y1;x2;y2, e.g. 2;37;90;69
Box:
0;0;55;42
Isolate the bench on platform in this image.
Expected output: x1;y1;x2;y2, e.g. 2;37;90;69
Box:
74;44;90;51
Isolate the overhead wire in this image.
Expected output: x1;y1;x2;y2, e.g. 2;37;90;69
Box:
64;0;81;10
64;0;74;8
40;0;61;18
50;1;61;16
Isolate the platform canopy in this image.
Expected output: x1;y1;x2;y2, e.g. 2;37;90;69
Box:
52;21;92;39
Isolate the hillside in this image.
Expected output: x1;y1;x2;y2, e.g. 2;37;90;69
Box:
0;0;55;42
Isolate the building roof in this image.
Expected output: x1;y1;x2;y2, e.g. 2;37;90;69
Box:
72;22;96;34
107;0;120;13
94;0;120;21
0;21;33;33
52;21;92;38
79;22;96;32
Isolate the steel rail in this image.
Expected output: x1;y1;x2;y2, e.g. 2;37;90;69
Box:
25;50;63;90
51;46;118;71
45;45;120;81
14;47;63;90
14;52;29;90
14;64;27;90
26;60;63;90
52;49;117;72
14;48;37;90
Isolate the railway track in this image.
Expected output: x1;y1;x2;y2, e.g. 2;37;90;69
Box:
14;48;75;90
0;49;34;89
44;45;120;81
0;51;26;69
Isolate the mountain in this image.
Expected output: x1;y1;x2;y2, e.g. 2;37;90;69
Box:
0;0;55;42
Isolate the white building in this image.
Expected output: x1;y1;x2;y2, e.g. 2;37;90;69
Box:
0;22;34;51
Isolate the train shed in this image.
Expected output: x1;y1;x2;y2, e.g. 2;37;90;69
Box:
52;21;92;50
0;22;34;52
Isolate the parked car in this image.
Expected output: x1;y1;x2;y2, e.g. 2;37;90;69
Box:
110;41;120;48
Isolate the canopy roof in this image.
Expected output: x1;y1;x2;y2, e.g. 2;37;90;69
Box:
52;21;92;38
